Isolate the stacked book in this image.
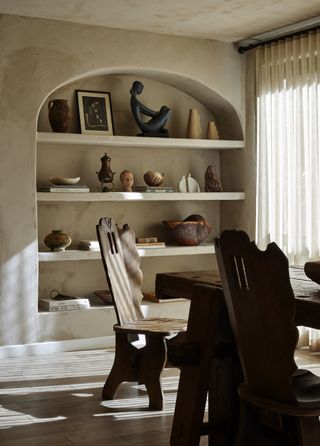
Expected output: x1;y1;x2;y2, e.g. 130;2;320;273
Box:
39;297;90;312
39;185;90;192
78;240;100;251
136;242;166;248
133;185;174;193
136;236;166;249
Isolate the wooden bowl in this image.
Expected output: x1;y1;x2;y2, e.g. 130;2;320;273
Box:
162;219;212;246
49;176;80;185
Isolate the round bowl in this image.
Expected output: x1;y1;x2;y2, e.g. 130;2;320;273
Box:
162;219;212;246
49;176;80;185
143;171;164;187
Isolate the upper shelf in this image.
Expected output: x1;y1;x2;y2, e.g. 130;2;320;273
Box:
37;192;245;202
37;132;244;150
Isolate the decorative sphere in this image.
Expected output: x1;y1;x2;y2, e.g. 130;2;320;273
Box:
143;171;164;186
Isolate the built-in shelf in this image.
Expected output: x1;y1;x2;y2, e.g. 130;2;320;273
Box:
37;191;245;202
38;243;215;262
37;132;244;150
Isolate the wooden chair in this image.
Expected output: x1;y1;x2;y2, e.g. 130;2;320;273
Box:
96;217;187;410
214;230;320;445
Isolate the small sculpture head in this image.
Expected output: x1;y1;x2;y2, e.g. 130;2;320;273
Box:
130;80;144;96
120;170;134;192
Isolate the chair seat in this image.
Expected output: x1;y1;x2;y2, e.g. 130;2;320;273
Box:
114;317;187;336
238;369;320;416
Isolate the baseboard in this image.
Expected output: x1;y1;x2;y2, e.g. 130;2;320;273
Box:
0;335;115;359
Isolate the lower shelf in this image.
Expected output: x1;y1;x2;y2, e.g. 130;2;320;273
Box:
38;243;215;261
37;299;191;342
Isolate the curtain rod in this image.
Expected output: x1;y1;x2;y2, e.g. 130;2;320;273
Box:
237;24;320;54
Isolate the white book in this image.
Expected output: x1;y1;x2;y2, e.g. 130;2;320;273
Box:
39;304;90;312
39;187;90;192
39;297;90;308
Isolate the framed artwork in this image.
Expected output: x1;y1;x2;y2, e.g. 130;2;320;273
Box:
76;90;114;135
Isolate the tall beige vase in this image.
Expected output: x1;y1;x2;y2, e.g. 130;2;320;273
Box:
186;108;202;139
206;121;219;139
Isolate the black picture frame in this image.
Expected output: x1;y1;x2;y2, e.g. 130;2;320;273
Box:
77;90;114;135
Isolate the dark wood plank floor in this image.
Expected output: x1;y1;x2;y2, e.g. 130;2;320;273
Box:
0;348;318;445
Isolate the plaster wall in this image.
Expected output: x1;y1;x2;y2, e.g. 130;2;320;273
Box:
0;14;247;346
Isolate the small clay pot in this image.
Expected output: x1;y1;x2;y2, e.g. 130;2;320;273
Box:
48;99;72;133
44;230;72;252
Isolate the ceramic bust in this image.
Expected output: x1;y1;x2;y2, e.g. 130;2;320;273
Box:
120;170;134;192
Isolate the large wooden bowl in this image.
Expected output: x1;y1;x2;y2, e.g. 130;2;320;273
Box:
162;219;212;246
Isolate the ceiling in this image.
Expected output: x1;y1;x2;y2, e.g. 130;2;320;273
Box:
0;0;320;43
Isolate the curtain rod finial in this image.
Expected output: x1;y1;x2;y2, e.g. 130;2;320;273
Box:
238;46;247;54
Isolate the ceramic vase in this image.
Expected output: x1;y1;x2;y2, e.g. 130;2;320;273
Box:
186;108;202;139
206;121;219;139
48;99;72;132
44;230;72;252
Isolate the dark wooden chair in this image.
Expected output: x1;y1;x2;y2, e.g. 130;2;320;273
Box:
214;230;320;445
96;217;187;410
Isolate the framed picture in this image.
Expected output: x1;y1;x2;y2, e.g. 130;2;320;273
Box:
76;90;114;135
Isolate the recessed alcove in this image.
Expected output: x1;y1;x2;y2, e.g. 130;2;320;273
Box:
37;72;243;139
35;70;244;343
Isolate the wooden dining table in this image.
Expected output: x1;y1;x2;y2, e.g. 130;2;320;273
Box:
156;267;320;446
156;266;320;330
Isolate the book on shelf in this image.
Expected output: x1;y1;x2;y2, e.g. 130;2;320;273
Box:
136;242;166;248
39;297;90;311
39;185;90;192
142;292;186;303
78;240;100;251
133;185;174;192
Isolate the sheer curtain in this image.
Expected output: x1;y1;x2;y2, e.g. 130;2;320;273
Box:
255;30;320;351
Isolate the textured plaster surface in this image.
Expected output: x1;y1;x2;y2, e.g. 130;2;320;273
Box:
0;14;245;345
0;0;319;41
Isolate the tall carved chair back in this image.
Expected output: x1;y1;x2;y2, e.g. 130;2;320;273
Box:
96;217;144;325
215;230;298;403
215;230;320;445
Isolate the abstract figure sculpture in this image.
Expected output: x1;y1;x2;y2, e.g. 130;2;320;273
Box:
130;80;171;137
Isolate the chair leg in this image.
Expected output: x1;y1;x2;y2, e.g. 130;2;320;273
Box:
297;416;320;446
235;400;258;446
102;332;139;400
137;335;167;410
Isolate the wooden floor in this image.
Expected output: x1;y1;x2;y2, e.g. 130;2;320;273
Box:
0;348;319;446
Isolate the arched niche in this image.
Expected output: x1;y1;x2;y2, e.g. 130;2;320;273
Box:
37;69;243;140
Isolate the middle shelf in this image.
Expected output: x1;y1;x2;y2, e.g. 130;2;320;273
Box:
39;243;215;262
37;192;245;202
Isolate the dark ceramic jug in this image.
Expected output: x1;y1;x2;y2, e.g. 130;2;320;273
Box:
48;99;71;132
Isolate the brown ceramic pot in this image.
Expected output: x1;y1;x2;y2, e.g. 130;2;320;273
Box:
48;99;72;132
44;230;72;252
